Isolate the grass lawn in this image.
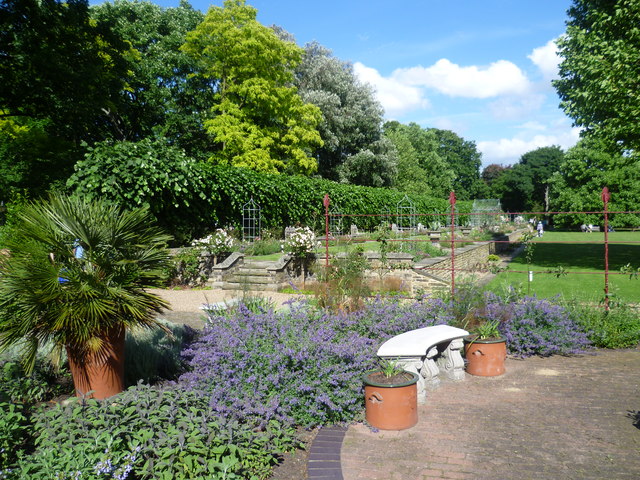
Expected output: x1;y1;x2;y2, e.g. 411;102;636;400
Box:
485;231;640;303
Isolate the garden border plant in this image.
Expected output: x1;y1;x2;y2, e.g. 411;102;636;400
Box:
0;194;172;399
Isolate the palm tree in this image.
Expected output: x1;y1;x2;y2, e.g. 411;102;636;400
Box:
0;195;172;399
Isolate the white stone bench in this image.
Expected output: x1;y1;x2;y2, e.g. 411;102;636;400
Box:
377;325;469;404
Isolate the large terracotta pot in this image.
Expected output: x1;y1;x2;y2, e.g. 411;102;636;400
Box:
363;370;419;430
464;336;507;377
66;328;126;400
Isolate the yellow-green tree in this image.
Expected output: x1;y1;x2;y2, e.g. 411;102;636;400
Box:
182;0;322;175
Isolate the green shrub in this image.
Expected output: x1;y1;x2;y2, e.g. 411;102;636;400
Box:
574;304;640;349
0;402;28;470
165;247;206;286
67;139;213;245
0;349;71;407
12;385;297;480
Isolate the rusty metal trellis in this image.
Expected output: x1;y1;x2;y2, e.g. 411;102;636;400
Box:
321;189;639;307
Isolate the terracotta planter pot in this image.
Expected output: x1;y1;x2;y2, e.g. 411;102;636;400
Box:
66;328;126;400
464;335;507;377
363;370;419;430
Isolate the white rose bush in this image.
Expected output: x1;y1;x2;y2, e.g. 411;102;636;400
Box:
192;228;234;256
282;226;318;258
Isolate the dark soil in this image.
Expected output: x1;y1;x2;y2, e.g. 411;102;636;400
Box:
365;370;415;385
269;428;318;480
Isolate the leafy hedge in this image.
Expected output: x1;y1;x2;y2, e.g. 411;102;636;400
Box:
67;139;471;245
206;165;471;233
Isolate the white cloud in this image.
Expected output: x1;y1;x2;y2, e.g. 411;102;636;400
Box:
528;39;561;80
353;62;429;117
478;126;581;166
516;121;547;131
488;93;546;120
392;59;532;98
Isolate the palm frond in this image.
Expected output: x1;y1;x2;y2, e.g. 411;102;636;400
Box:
0;194;173;367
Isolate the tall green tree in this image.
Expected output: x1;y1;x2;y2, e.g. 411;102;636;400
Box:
295;42;387;180
182;0;322;175
429;129;484;200
336;137;397;188
549;138;640;228
554;0;640;154
497;146;563;212
500;164;534;213
481;164;510;198
91;0;213;158
0;0;132;196
0;0;132;143
383;121;454;197
521;146;564;211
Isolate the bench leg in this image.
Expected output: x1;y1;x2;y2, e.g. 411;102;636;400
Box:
421;347;441;392
396;357;428;405
437;338;466;381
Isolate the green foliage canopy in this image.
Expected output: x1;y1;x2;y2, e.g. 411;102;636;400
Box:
384;122;455;196
182;0;322;174
90;0;211;157
554;0;640;154
549;139;640;228
429;128;484;200
500;146;564;212
0;0;132;143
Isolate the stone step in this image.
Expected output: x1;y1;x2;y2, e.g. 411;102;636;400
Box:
221;282;280;291
225;275;272;284
242;261;277;269
235;268;271;276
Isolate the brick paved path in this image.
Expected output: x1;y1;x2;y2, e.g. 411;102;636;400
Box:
341;349;640;480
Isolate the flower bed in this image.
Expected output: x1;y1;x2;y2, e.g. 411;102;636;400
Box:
1;291;606;479
180;297;453;428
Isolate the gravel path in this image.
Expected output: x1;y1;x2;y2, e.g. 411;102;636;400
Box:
147;288;301;329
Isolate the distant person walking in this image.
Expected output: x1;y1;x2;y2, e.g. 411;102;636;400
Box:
537;221;544;237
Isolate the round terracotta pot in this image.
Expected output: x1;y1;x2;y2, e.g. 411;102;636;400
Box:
363;370;419;430
464;335;507;377
66;328;126;400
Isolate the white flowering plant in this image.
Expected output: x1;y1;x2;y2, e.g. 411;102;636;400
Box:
191;229;234;255
282;226;318;258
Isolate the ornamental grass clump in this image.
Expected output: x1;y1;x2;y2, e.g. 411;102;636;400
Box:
180;297;452;428
481;294;591;357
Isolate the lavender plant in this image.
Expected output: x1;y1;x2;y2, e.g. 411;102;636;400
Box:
481;293;591;357
180;297;454;427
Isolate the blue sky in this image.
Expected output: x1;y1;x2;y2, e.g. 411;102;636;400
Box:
144;0;578;168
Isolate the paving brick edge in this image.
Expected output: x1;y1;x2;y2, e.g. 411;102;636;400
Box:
306;425;347;480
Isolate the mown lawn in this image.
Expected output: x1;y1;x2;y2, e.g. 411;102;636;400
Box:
485;231;640;303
